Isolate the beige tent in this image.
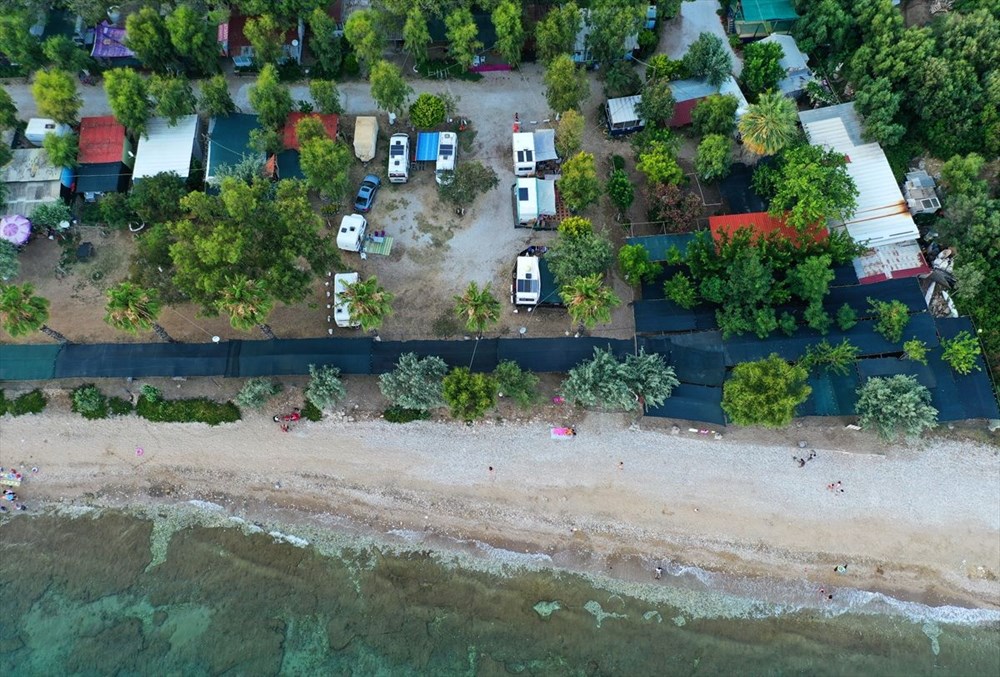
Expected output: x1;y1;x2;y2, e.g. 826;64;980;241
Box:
353;116;378;162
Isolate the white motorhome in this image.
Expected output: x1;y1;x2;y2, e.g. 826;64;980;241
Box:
512;132;535;176
337;214;367;252
388;133;409;183
513;256;541;306
333;272;360;328
435;131;457;184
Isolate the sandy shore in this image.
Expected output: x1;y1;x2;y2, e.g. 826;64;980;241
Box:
1;409;998;611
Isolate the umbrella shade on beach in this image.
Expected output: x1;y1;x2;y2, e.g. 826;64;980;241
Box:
0;215;31;246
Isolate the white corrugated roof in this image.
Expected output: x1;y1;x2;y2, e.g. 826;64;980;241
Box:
719;76;750;119
607;95;642;126
762;34;817;95
132;115;198;180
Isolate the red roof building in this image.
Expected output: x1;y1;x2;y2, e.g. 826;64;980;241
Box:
78;116;127;165
709;212;828;246
283;113;339;150
218;13;303;61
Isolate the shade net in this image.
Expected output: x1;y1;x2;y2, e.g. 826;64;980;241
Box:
639;336;726;387
233;338;372;377
0;344;62;381
498;338;634;373
52;342;229;378
372;339;499;374
797;370;859;417
645;384;726;425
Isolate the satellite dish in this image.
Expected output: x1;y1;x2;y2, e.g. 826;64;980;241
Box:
211;336;220;343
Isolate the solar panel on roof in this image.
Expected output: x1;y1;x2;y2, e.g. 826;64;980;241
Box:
516;277;540;294
390;145;405;156
518;187;529;201
440;144;454;156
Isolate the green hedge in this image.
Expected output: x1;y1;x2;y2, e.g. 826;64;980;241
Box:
384;406;430;424
136;395;240;425
0;389;48;416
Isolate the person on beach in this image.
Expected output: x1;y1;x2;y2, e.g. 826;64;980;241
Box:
835;564;848;574
654;566;662;580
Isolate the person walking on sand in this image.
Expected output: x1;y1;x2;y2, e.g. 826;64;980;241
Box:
654;566;662;580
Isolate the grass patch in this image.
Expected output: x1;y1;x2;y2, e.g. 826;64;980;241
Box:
383;406;430;423
302;401;323;421
0;389;48;416
415;59;482;82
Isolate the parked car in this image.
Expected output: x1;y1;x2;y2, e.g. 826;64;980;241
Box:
353;174;381;212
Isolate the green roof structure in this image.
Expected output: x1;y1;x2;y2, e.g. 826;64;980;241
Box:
205;113;263;183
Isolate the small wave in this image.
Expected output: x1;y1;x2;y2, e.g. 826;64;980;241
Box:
473;541;553;566
187;500;224;512
830;588;1000;626
386;529;425;542
268;531;310;548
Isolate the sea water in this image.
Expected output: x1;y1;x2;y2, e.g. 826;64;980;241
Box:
1;506;998;676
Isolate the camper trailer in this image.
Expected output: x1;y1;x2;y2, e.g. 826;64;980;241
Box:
25;118;72;146
388;133;409;183
353;116;378;162
337;214;368;252
512;132;535;176
435;131;457;185
333;272;361;328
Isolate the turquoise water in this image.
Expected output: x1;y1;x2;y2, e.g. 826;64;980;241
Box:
1;507;998;676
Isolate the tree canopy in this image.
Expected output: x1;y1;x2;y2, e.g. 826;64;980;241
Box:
544;54;590;113
32;69;80;124
561;348;678;412
446;7;483;70
765;144;858;234
722;354;811;427
682;32;732;87
248;64;292;130
369;60;412;115
104;68;152;136
856;375;937;442
558;152;601;212
536;3;581;64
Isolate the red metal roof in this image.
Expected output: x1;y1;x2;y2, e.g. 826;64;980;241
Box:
78;116;126;165
220;13;300;52
709;212;828;246
283;113;339;150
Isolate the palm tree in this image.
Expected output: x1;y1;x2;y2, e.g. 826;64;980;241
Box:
454;281;501;338
217;276;276;339
0;283;69;343
339;276;394;338
738;91;799;156
559;274;621;335
104;282;175;342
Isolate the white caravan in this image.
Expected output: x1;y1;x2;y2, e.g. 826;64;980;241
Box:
388;133;409;183
434;131;457;184
333;272;360;328
337;214;368;252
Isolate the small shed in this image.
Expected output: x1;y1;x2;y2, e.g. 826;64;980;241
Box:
606;95;644;136
353;116;378;162
1;149;66;216
132;115;200;182
514;178;557;226
759;34;816;98
732;0;799;39
76;116;132;199
205;113;263;184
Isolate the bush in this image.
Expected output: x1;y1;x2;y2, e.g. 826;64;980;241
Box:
0;389;47;416
856;375;937;442
136;394;241;425
940;331;982;375
108;396;133;416
868;298;910;343
618;244;660;284
235;378;281;409
836;303;858;331
384;406;431;423
302;400;323;421
379;353;448;411
799;339;859;375
722;354;811;427
442;367;497;421
557;216;593;238
663;272;698;309
493;361;539;408
409;92;446;128
694;134;732;182
903;338;929;365
561;348;678;412
306;364;346;410
71;384;109;419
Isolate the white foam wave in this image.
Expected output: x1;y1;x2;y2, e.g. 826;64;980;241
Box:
268;531;310;548
187;500;224;512
473;541;553;566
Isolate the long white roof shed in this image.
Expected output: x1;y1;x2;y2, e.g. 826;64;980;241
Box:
132;115;199;181
799;104;919;247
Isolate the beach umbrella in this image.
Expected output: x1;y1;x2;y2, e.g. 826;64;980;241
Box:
0;215;31;246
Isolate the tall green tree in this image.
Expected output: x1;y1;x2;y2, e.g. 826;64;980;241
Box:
344;9;385;70
635;77;676;127
244;14;285;65
789;255;834;304
125;7;175;71
299;137;353;200
454;281;501;338
544;54;590;113
588;0;645;66
403;6;432;66
149;75;196;125
555;109;585;158
853;76;906;147
560;273;621;332
535;2;580;64
41;35;92;73
740;40;785;98
637;140;684;186
492;0;525;67
791;0;856;59
104;68;152;136
691;94;739;137
409;93;446;129
216;276;276;339
32;69;81;124
607;169;635;216
166;4;219;75
309;7;344;76
558;151;601;212
199;75;237;117
369;60;412;115
248;64;292;129
547;230;615;286
379;353;448;411
856;375;937;442
437;162;500;208
0;13;43;70
42;132;78;167
309;79;343;115
682;32;732;87
561;347;678;412
0;283;69;343
338;276;394;335
767;145;858;233
738;91;799;156
694;134;732;182
722;354;811;427
0;88;18;131
445;7;483;70
104;282;174;342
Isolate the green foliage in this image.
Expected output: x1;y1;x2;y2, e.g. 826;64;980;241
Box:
637;140;684;186
682;32;732;87
792;0;856;58
738;91;799;156
856;375;937;442
235;378;281;409
42;36;92;73
216;276;273;333
149;75;196;125
437;161;500;207
31;202;72;230
0;13;43;69
166;4;219;75
559;273;621;330
72;384;108;420
369;60;412;115
338;276;394;333
244;14;285;65
868;298;910;344
0;241;20;282
306;364;347;410
645;54;687;82
691;94;739;137
789;254;834;303
635;77;676;126
903;338;929;365
558;152;601;212
836;303;858;331
454;281;501;337
32;69;81;124
249;128;284;157
108;397;133;417
664;272;699;309
304;80;339;116
125;7;175;71
140;384;162;403
403;6;432;66
722;354;811;427
603;61;642;98
536;2;581;64
0;389;47;417
618;244;660;285
561;348;678;412
803;301;832;334
767;145;859;234
854;77;906;146
588;0;646;66
104;282;164;337
493;361;540;408
558;216;593;238
544;54;590;113
694;134;732;182
302;401;323;422
379;353;448;411
445;7;483;70
939;153;986;197
492;0;525;67
409;93;446;129
104;68;152;136
345;9;386;69
300;137;353;200
800;339;859;375
383;406;431;423
778;311;797;336
42;132;78;167
740;40;785;97
308;8;344;76
442;367;497;421
199;75;237;118
555;109;585;159
940;331;982;375
547;230;615;287
248;64;292;129
0;88;18;130
129;172;187;224
607;169;635;215
136;390;241;425
648;183;703;232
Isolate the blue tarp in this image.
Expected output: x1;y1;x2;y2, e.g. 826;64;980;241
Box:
415;132;439;162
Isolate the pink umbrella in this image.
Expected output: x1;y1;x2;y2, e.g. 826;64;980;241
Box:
0;215;31;246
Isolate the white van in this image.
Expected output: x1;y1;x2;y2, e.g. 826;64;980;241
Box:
388;133;409;183
337;214;367;252
435;131;457;185
333;272;361;328
512;132;535;176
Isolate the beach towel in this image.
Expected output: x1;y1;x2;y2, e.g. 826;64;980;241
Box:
550;427;576;440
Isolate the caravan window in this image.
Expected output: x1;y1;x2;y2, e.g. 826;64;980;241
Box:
517;187;529;201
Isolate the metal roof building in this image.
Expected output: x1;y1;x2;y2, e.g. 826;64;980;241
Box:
132;115;200;182
760;34;816;97
1;149;66;217
205;113;263;184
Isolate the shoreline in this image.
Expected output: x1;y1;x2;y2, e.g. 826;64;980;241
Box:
1;409;998;620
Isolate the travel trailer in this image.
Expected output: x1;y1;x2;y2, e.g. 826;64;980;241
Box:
337;214;367;252
333;272;360;328
435;131;457;184
512;132;534;176
388;133;409;183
